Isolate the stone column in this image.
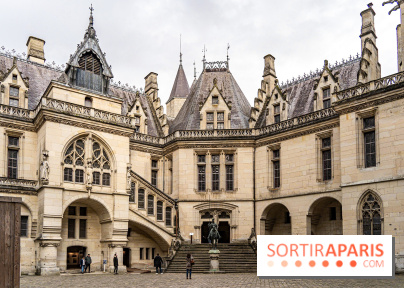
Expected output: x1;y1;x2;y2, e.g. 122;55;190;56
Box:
38;241;60;276
108;244;126;274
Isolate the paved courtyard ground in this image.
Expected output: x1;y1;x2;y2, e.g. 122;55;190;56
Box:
20;272;404;288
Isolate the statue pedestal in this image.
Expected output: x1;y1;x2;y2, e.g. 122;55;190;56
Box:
209;250;222;273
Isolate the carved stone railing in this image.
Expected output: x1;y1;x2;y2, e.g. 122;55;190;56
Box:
131;131;163;145
0;177;37;188
131;109;337;146
336;70;404;101
35;98;135;128
130;170;175;205
0;104;33;120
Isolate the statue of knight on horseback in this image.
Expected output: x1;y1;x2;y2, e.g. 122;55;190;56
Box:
208;218;221;250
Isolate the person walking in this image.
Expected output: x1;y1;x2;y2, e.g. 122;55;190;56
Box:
80;256;86;274
186;253;193;279
154;253;163;274
113;254;119;275
85;254;92;273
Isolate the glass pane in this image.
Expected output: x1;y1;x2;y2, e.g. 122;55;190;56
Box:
9;87;19;97
207;123;214;130
198;155;205;163
212;155;220;163
373;213;381;235
217;112;224;121
225;154;233;162
274;105;280;114
217;122;224;129
364;117;375;129
363;214;371;235
207;113;214;121
9;98;19;107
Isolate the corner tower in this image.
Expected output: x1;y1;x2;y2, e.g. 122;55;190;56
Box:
166;50;190;120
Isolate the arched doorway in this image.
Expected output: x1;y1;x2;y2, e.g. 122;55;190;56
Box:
67;246;86;269
260;203;291;235
308;197;342;235
59;197;112;272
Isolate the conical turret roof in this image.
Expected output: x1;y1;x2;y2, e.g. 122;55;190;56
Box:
166;64;190;104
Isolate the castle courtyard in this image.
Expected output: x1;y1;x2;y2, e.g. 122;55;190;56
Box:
20;273;404;288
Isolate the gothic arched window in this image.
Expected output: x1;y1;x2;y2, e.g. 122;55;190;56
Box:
360;193;382;235
76;51;103;92
63;136;112;187
92;140;111;186
64;138;85;183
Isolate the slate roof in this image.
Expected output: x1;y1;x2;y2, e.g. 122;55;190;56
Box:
169;68;251;132
0;54;161;136
255;59;361;128
166;64;190;104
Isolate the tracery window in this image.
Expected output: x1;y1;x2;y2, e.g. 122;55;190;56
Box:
64;138;85;183
92;140;111;186
361;193;382;235
63;137;112;186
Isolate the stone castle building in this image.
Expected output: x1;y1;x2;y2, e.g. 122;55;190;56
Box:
1;3;404;275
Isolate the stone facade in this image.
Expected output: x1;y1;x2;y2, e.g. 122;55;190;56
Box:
1;3;404;276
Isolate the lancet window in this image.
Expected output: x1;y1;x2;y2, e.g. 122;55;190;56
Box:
361;193;382;235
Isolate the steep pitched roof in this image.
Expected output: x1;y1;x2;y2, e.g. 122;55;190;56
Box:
255;58;361;128
166;64;190;104
169;66;251;132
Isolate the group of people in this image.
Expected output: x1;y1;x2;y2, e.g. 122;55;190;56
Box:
78;251;194;278
79;254;92;274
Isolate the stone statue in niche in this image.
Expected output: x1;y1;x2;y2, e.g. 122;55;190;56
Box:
39;150;50;184
127;165;132;191
86;159;92;195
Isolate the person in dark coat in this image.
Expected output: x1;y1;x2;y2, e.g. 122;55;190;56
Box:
154;253;163;274
85;254;92;273
113;254;119;274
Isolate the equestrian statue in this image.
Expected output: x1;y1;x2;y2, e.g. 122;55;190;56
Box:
208;219;221;250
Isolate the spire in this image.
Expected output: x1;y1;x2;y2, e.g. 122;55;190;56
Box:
166;61;190;104
85;4;97;39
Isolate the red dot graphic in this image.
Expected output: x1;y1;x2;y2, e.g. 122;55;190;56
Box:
322;260;329;267
309;260;316;267
336;260;343;267
295;260;302;267
350;260;357;267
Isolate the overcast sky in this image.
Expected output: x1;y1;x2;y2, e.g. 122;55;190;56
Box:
1;0;400;106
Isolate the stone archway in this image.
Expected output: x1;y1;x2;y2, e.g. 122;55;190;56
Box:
58;197;113;272
260;203;291;235
307;197;342;235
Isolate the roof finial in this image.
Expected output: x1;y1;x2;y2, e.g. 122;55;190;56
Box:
227;43;230;70
85;4;96;39
202;45;207;70
193;61;196;80
180;34;182;65
89;4;94;27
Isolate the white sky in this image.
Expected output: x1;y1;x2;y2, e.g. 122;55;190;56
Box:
0;0;400;106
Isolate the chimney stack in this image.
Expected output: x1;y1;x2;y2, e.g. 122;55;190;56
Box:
26;36;45;65
358;3;381;83
262;54;277;94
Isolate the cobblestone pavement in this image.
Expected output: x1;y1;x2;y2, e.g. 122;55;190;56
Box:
20;273;404;288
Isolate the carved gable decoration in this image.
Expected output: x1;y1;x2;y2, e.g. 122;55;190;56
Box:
127;92;148;134
265;80;288;125
0;58;29;108
313;60;340;111
199;78;231;130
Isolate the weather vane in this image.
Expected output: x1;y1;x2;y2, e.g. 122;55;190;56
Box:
89;4;94;15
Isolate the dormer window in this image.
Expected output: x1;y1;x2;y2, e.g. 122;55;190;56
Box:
207;112;214;130
323;88;331;109
76;51;103;92
212;96;219;105
274;104;280;123
9;86;19;107
217;112;224;129
84;97;92;108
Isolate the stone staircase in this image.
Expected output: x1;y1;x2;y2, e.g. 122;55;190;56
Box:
166;242;257;273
